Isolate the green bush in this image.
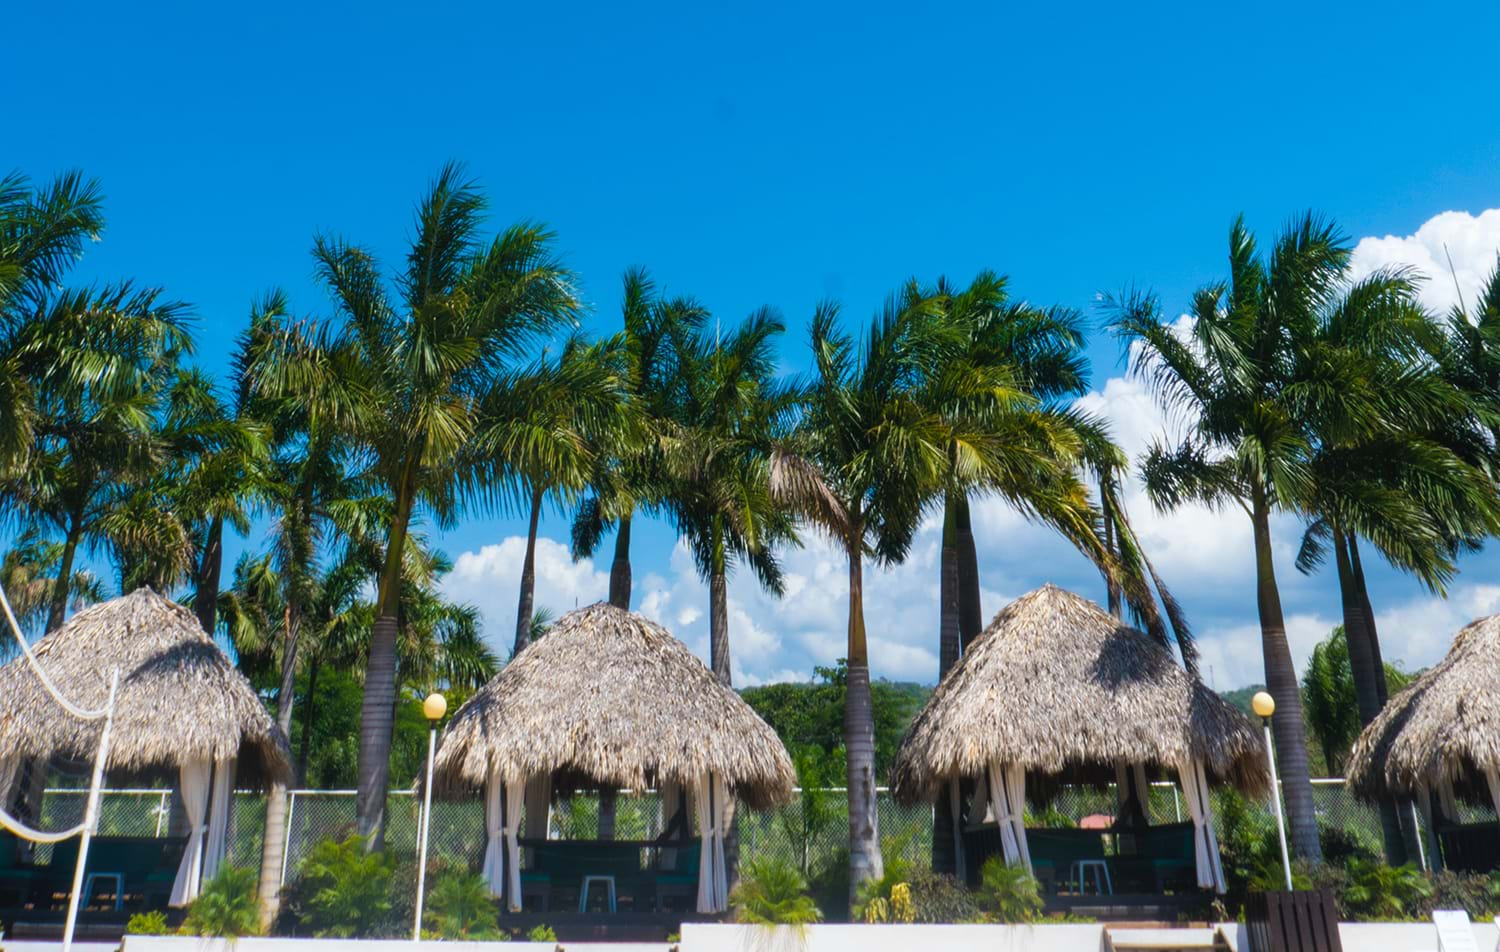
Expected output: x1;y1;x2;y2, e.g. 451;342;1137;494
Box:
289;834;396;937
423;869;503;940
526;924;558;942
1420;870;1500;920
1340;859;1433;921
977;856;1043;923
903;867;984;924
730;857;823;925
125;910;172;935
182;866;261;937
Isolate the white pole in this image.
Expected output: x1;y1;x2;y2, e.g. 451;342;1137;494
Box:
63;670;119;952
1262;719;1293;891
154;790;169;838
412;727;437;942
280;790;298;889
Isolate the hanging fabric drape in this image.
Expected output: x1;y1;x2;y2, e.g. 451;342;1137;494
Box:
170;758;211;906
482;768;504;898
503;781;523;911
201;756;236;883
693;773;729;913
1175;758;1226;892
522;774;550;867
985;760;1031;874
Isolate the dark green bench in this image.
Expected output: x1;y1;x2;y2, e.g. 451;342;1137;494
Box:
1026;828;1106;893
1115;821;1196;892
527;841;646;911
652;842;700;912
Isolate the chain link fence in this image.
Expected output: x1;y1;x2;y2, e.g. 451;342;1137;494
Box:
36;778;1487;885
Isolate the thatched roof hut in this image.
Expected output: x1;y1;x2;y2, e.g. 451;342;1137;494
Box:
891;584;1269;804
433;601;793;808
1347;613;1500;817
0;586;289;786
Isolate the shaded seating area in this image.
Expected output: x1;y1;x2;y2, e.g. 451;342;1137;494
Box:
892;584;1271;900
1347;612;1500;873
431;602;794;917
0;589;291;928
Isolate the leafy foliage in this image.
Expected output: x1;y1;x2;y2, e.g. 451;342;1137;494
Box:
730;857;823;926
124;910;172;935
526;924;558;942
423;868;503;940
182;866;261;937
1340;859;1433;921
1301;626;1411;774
286;834;396;937
977;856;1044;923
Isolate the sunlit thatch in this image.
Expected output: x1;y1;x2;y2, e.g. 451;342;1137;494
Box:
891;584;1269;803
1348;613;1500;802
0;587;290;787
432;602;794;808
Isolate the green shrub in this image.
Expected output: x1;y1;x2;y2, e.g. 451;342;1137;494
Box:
903;867;985;924
125;910;172;935
730;857;822;925
1340;859;1432;921
526;924;558;942
1421;871;1500;920
977;856;1043;923
182;866;261;937
290;834;396;937
423;869;503;940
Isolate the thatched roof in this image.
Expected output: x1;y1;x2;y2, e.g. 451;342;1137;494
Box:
0;587;290;788
1348;613;1500;802
891;584;1270;804
432;602;795;809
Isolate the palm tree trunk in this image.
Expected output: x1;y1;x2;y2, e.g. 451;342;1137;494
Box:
193;516;225;635
46;519;83;633
609;514;632;609
1103;506;1123;619
1337;532;1408;865
356;478;414;844
514;487;543;657
845;534;883;899
1251;497;1322;862
932;492;961;875
955;496;983;651
709;518;731;685
297;658;319;782
258;606;304;925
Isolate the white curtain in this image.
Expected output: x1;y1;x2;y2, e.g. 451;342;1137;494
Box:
170;758;212;906
693;773;729;913
201;757;236;883
1485;767;1500;823
482;769;504;898
503;781;523;911
985;760;1031;874
522;774;550;867
1176;758;1226;893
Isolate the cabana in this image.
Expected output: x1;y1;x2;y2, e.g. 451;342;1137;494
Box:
891;584;1269;896
0;588;290;911
431;602;794;915
1347;613;1500;873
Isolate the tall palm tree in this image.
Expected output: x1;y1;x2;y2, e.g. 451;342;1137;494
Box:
571;269;705;609
770;290;954;895
0;529;105;645
252;164;580;840
670;308;797;684
1107;213;1369;861
483;333;633;656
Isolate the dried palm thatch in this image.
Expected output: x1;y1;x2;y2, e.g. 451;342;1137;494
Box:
432;602;794;809
891;584;1269;804
0;587;290;787
1347;613;1500;802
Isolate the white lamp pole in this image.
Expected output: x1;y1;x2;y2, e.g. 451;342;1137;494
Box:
1252;691;1293;891
413;692;447;942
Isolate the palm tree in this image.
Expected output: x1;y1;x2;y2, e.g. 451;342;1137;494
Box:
670;308;797;684
251;164;580;840
483;333;633;656
1107;213;1366;861
0;529;105;646
571;268;705;609
770;290;954;895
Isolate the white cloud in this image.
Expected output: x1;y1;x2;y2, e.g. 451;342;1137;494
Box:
443;537;609;656
1349;209;1500;316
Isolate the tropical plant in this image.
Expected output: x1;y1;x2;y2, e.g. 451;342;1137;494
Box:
1340;859;1433;921
124;910;172;935
182;865;261;937
289;834;396;937
729;857;823;926
526;924;558;942
423;868;503;940
1301;627;1411;775
251;163;580;840
976;855;1043;923
770;289;954;893
1107;213;1369;861
0;529;104;643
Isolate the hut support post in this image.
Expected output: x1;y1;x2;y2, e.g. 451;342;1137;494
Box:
1176;758;1226;893
522;775;550;867
948;779;964;878
1486;768;1500;824
170;757;213;906
1415;785;1444;873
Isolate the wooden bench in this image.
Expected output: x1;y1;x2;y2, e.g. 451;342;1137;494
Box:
1245;889;1342;952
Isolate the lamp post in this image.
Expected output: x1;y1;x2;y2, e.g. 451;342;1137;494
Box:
1252;691;1293;891
413;691;447;942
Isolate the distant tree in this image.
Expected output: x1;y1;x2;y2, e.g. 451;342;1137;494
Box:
1301;626;1411;775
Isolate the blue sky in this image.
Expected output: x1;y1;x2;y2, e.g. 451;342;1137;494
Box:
8;0;1500;687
